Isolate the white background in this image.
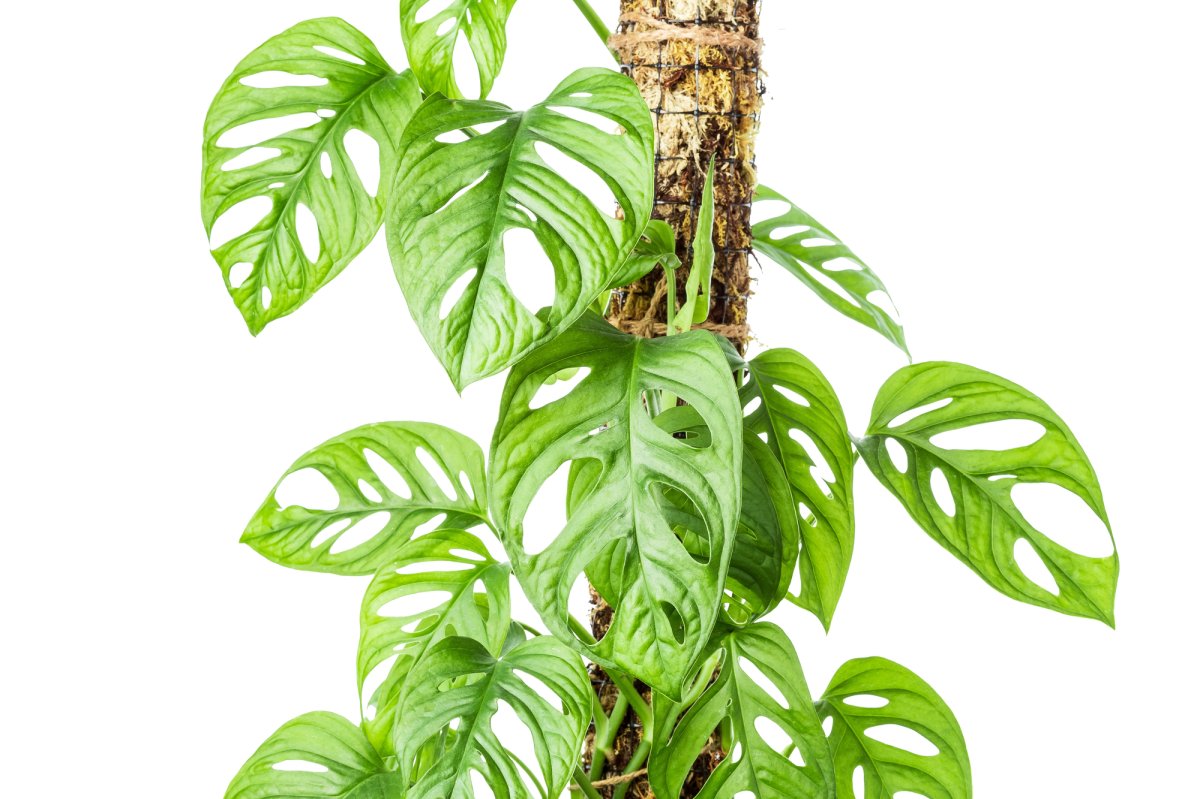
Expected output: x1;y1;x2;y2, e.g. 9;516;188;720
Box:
3;1;1197;796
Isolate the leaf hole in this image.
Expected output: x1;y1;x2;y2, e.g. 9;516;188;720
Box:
548;104;617;134
743;396;762;416
739;656;789;709
863;724;940;756
788;428;837;496
313;45;366;65
767;224;810;241
823;256;863;272
435;171;490;215
503;226;556;316
852;765;865;799
311;518;353;549
275;467;339;511
435;16;457;37
929;467;956;517
521;460;572;556
221;146;281;172
866;290;901;323
660;601;687;645
803;264;860;307
533;140;614;215
529;367;590;410
358;479;382;503
929;419;1045;451
1014;538;1060;595
439;268;478;321
239;71;328;89
412;513;449;539
452;32;482;98
415;447;458;500
330;511;393;554
800;237;836;248
752;715;793;752
842;694;889;709
1011;482;1113;557
227;262;254;289
752;199;790;219
771;383;810;408
414;0;455;24
884;438;909;473
888;398;953;429
261;286;272;310
343;129;381;196
379;590;452;619
209;195;274;250
216;112;322;149
294;202;321;263
491;700;543;796
273;760;328;773
320;151;333;179
364;448;413;500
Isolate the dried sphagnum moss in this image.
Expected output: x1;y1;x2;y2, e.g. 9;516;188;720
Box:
606;0;762;354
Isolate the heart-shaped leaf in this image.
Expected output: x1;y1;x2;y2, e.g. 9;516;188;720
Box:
395;635;591;799
489;313;742;698
401;0;517;99
243;422;489;574
753;186;908;354
225;712;402;799
653;405;798;626
650;623;834;799
358;529;511;754
741;349;856;630
818;657;971;799
202;18;420;333
387;68;655;389
856;361;1118;624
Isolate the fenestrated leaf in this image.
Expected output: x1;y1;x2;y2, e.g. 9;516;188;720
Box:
243;422;489;574
741;349;856;630
358;529;511;755
395;636;591;799
856;361;1118;624
653;405;798;626
387;68;655;389
401;0;517;99
650;623;834;799
818;657;971;799
489;313;742;698
752;186;908;354
202;18;420;334
225;712;403;799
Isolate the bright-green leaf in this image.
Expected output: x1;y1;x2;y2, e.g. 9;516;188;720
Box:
752;186;908;354
387;68;655;389
202;18;420;334
674;161;717;333
653;405;798;626
741;349;856;630
818;657;971;799
395;636;592;799
608;219;679;290
650;623;834;799
400;0;517;99
243;422;488;574
358;529;511;754
857;361;1118;624
225;712;402;799
489;313;742;698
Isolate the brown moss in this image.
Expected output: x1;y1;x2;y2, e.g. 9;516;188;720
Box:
606;0;762;355
587;7;763;796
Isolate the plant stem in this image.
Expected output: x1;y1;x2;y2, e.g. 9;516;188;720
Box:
589;692;630;780
570;0;617;59
567;616;652;725
573;767;605;799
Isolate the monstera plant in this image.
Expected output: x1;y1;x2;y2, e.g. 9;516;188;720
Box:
203;3;1118;798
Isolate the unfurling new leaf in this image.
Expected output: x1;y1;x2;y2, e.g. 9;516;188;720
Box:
856;361;1118;624
243;422;488;574
489;313;742;698
202;18;420;333
387;68;655;389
